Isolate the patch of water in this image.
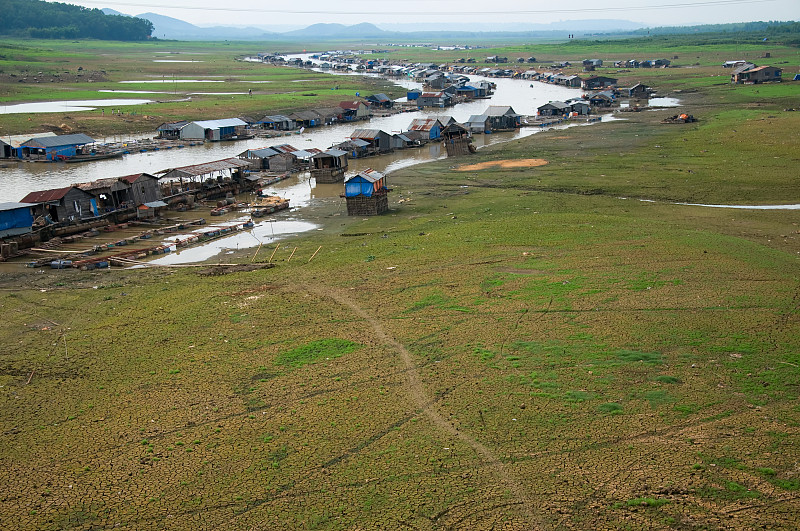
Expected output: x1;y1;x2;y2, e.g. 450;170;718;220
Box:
0;99;153;114
119;79;224;84
98;89;172;94
150;218;318;264
633;198;800;210
648;97;681;107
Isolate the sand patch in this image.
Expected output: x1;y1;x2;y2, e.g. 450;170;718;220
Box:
456;158;549;171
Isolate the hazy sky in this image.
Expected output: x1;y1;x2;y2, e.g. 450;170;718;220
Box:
68;0;799;28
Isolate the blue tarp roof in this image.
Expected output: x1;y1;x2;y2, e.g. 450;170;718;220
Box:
0;202;35;237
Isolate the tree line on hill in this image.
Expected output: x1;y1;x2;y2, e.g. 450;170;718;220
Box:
0;0;153;40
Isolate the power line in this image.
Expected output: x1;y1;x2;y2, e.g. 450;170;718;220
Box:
71;0;781;17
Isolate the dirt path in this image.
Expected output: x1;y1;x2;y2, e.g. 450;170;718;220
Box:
456;158;549;171
308;285;541;527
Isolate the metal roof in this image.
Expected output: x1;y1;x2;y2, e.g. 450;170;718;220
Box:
290;150;315;159
346;168;384;183
243;147;279;158
409;118;438;131
483;106;517;117
262;114;293;123
317;148;348;157
190;118;247;129
157;121;189;131
0;202;36;212
270;144;298;154
20;133;95;148
77;177;125;192
539;101;571;109
157;158;250;178
118;173;158;184
350;129;384;139
20;186;80;203
142;200;168;208
338;101;364;110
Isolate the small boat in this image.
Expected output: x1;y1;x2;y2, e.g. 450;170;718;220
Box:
250;195;290;217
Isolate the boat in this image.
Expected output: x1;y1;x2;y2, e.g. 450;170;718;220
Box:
250;195;290;217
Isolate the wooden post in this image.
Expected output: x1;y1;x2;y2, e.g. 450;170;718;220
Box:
269;243;280;262
308;246;322;263
287;247;297;262
251;242;263;262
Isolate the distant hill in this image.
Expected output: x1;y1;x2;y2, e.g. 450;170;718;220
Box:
379;20;644;33
0;0;152;40
282;22;388;39
136;12;276;41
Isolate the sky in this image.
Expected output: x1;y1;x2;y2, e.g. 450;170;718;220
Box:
63;0;800;28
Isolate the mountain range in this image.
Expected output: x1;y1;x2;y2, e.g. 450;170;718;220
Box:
101;9;645;41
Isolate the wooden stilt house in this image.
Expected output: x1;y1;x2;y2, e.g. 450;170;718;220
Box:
344;169;389;216
442;123;473;157
311;149;348;183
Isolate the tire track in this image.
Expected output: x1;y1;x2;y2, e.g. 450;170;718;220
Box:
307;284;541;528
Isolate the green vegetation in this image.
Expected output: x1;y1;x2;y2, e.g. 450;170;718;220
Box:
0;0;153;40
1;33;799;529
275;339;361;369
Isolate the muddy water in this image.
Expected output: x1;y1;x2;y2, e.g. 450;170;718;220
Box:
0;73;582;202
0;60;604;262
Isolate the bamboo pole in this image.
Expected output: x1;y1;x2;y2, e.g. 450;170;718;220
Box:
269;243;280;262
287;247;297;262
251;242;263;262
308;246;322;263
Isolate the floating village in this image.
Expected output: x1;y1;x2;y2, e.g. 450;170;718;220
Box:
2;50;770;270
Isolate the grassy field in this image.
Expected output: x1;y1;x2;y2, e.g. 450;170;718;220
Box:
0;39;401;137
1;36;799;530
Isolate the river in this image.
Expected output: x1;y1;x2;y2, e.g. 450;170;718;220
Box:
0;59;587;204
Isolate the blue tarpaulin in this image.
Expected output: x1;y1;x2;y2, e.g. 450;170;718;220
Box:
0;202;35;238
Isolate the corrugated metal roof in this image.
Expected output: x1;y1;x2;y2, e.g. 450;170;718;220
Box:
21;133;95;148
77;177;123;192
346;168;385;183
270;144;298;153
338;101;363;110
20;187;77;203
350;129;383;139
484;106;516;116
190;118;247;129
243;147;279;158
0;202;36;212
317;149;347;157
157;121;189;131
350;138;370;147
409;118;438;131
262;114;293;123
157;158;250;178
142;200;168;208
118;173;158;184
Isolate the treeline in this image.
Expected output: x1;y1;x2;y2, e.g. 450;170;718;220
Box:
0;0;153;40
633;20;799;37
